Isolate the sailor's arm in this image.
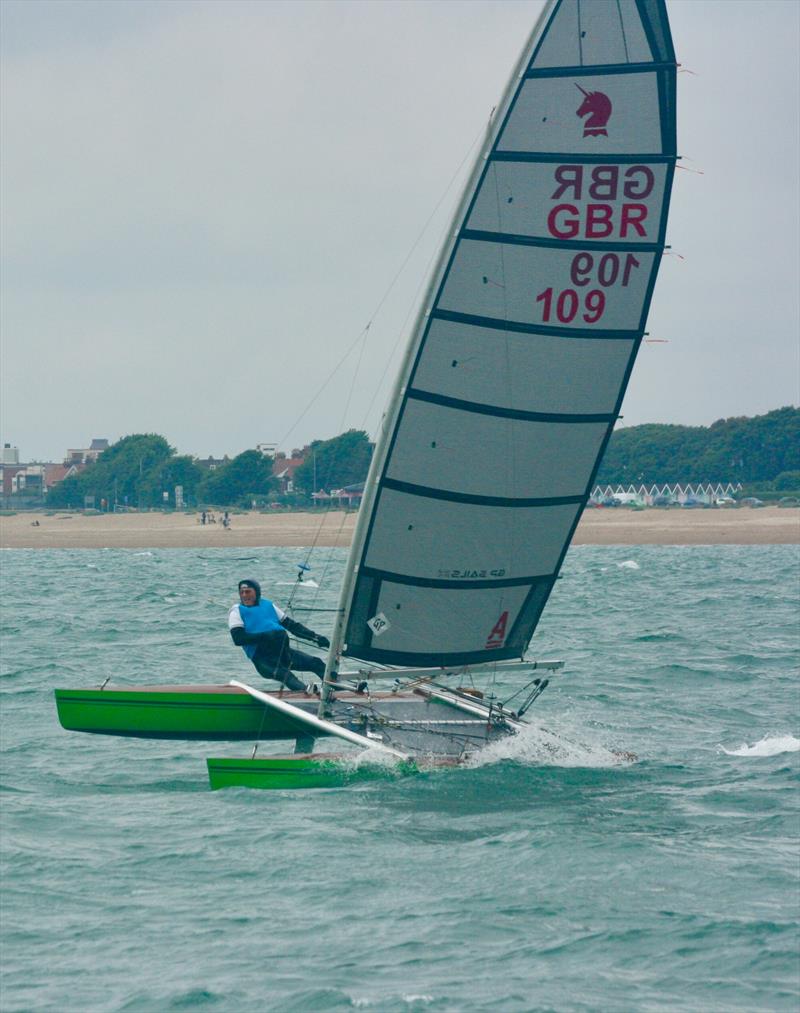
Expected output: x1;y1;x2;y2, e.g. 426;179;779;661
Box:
229;626;266;647
280;615;330;648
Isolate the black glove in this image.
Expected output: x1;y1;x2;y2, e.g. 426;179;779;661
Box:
316;635;330;649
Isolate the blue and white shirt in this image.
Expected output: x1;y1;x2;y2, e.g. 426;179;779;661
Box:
228;599;287;659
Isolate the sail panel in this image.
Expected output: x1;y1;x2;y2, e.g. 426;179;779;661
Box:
412;318;636;415
532;0;653;68
340;0;676;667
439;239;655;332
387;399;608;500
578;0;652;65
497;73;663;155
363;488;580;582
344;578;552;665
466;161;669;246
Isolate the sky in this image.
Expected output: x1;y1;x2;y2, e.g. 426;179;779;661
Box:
1;0;798;463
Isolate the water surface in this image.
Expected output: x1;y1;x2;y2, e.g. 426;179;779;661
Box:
1;545;798;1011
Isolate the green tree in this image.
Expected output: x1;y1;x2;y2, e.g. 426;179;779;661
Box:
139;455;205;507
47;434;174;508
293;430;373;494
596;408;799;485
774;470;800;492
200;450;277;506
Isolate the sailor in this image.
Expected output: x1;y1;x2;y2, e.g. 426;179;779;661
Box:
229;579;330;693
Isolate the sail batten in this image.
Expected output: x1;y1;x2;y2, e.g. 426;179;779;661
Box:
406;389;615;424
525;61;676;78
358;567;556;592
492;151;675;163
430;308;641;340
333;0;676;669
381;480;585;510
460;230;663;254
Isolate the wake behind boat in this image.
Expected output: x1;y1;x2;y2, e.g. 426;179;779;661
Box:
54;0;676;788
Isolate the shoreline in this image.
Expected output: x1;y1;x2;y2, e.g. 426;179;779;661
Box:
1;507;798;549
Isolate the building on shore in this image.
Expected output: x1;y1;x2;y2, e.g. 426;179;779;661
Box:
65;439;109;466
591;482;742;506
1;439;105;507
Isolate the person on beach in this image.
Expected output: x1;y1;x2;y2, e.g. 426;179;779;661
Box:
229;579;330;693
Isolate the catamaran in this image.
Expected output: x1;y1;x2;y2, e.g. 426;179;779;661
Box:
55;0;677;788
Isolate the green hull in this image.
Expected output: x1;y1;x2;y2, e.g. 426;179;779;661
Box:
207;754;421;790
54;685;314;741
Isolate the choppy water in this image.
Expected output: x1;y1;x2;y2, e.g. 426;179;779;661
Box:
1;545;798;1012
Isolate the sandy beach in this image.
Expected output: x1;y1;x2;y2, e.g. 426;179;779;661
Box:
1;507;798;549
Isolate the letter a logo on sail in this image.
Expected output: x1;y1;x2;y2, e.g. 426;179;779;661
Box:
485;611;509;650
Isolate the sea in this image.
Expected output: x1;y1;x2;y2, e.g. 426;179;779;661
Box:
1;544;798;1013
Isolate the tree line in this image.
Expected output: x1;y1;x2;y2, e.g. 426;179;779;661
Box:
45;407;798;510
596;407;799;489
47;430;374;510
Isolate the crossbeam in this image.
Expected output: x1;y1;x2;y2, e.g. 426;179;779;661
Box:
229;680;409;761
335;659;564;681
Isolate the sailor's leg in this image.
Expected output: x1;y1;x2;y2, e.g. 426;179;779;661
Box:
277;669;309;692
251;657;308;691
285;647;325;679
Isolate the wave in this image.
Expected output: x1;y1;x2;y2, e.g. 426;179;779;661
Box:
467;720;635;769
720;734;800;757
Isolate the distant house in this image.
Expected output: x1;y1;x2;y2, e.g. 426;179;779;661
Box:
44;463;81;489
331;483;364;508
272;451;306;494
1;465;25;498
309;485;364;508
11;465;45;495
1;444;24;498
65;438;109;466
196;455;229;471
9;463;80;497
1;443;82;503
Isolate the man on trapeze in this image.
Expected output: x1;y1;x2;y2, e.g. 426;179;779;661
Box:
229;579;330;692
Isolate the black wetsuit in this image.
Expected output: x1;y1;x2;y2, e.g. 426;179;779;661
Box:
228;598;326;691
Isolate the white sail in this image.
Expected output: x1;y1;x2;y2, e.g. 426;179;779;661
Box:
334;0;677;670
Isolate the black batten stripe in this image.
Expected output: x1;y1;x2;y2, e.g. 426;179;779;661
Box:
406;387;614;424
359;565;555;591
460;228;661;255
525;60;676;79
381;477;583;509
345;644;522;668
431;308;640;342
492;151;676;164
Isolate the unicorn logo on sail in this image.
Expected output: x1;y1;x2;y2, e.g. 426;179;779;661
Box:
575;84;612;138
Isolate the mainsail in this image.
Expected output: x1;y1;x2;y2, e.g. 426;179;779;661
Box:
333;0;677;670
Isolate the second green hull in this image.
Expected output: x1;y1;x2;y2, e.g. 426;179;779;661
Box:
207;754;422;790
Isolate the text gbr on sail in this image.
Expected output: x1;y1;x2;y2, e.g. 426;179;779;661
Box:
547;164;655;240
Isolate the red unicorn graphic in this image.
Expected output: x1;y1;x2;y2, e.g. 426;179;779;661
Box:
575;84;612;138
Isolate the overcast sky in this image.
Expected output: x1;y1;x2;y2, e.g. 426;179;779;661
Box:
2;0;798;463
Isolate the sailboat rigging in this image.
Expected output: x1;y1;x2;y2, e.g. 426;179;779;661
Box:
55;0;677;789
